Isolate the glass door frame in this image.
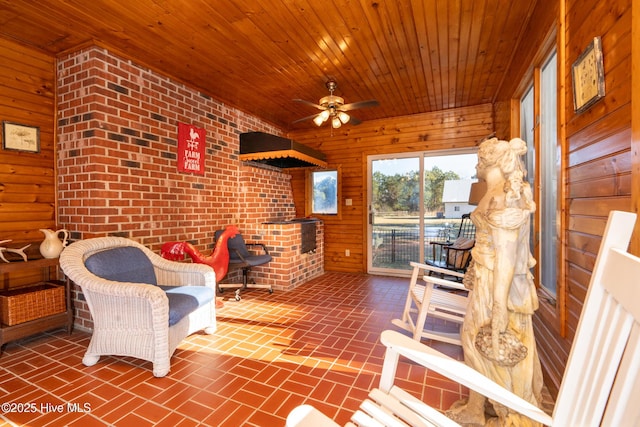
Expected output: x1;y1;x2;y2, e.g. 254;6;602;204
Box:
366;148;478;276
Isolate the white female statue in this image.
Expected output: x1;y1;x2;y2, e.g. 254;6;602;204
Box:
447;137;543;426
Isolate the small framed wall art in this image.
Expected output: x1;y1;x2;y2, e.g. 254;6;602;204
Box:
2;121;40;153
572;36;605;114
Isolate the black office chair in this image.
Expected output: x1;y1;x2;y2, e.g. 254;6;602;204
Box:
214;229;273;300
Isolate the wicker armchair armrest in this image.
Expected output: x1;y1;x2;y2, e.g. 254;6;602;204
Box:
80;279;170;330
150;256;215;288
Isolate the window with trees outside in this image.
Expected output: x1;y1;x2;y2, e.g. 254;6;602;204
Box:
309;169;339;215
368;151;477;275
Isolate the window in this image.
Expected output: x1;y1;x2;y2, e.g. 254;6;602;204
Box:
539;53;558;296
307;169;340;216
519;49;560;299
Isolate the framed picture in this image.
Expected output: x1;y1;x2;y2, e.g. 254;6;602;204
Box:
2;121;40;153
572;36;605;114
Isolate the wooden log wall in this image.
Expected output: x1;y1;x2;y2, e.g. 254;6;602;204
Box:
0;39;57;287
2;0;636;400
288;104;493;273
557;0;633;395
494;0;633;397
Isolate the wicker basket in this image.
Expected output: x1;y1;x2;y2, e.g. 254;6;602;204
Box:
0;282;66;326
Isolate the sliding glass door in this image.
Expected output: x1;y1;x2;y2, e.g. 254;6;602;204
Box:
367;150;477;276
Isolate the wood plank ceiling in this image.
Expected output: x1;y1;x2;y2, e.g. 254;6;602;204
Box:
0;0;537;130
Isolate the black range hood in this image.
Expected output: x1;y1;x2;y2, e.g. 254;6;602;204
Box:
239;132;327;168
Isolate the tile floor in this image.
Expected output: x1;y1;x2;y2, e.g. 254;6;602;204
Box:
0;272;549;426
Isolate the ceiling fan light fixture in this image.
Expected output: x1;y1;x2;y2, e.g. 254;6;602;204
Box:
293;80;378;129
314;110;330;126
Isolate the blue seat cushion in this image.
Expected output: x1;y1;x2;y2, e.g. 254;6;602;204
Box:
85;246;157;285
229;253;272;267
85;246;213;326
159;286;215;326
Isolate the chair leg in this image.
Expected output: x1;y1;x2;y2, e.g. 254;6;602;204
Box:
412;289;430;340
393;263;463;345
243;267;274;294
242;268;249;286
391;264;421;336
217;267;245;300
230;268;250;301
220;267;273;301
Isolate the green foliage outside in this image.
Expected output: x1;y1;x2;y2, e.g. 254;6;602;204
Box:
313;174;337;213
372;166;460;214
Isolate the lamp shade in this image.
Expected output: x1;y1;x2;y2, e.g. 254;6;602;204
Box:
314;110;330;126
468;180;487;205
338;111;350;124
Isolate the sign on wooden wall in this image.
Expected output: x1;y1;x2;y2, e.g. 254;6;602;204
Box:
177;122;205;175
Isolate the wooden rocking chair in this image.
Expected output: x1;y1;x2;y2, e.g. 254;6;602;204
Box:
426;213;476;280
391;261;468;346
287;210;639;426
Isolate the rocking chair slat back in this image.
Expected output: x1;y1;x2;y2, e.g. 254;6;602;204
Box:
458;213;476;240
553;210;639;426
286;211;639;427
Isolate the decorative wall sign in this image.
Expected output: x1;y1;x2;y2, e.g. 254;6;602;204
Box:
2;121;40;153
572;36;605;114
177;123;205;175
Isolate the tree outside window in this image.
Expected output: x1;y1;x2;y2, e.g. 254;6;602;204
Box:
311;170;338;214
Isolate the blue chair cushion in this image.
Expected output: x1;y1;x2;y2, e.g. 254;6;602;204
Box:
159;285;215;326
84;246;213;327
229;253;272;266
85;246;157;285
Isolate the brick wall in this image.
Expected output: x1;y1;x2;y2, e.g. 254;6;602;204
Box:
258;221;324;291
56;45;320;330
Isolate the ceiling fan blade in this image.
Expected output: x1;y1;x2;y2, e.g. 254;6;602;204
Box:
349;116;362;125
291;113;321;124
340;99;379;111
293;99;325;110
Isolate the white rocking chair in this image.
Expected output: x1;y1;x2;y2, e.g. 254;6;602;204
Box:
391;261;468;346
286;210;640;426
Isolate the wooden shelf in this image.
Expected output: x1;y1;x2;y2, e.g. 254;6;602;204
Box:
0;258;73;355
0;257;59;274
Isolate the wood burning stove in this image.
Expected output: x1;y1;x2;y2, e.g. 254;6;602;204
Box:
300;221;317;254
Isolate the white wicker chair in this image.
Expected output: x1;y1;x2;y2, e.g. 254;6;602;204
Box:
60;237;216;377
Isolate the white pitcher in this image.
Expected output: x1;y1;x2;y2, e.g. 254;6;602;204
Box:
39;229;69;259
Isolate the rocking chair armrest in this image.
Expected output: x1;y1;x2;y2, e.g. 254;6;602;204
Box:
379;330;553;426
422;274;468;292
410;261;466;282
429;240;453;246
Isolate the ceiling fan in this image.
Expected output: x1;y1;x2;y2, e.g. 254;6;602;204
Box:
292;81;379;128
